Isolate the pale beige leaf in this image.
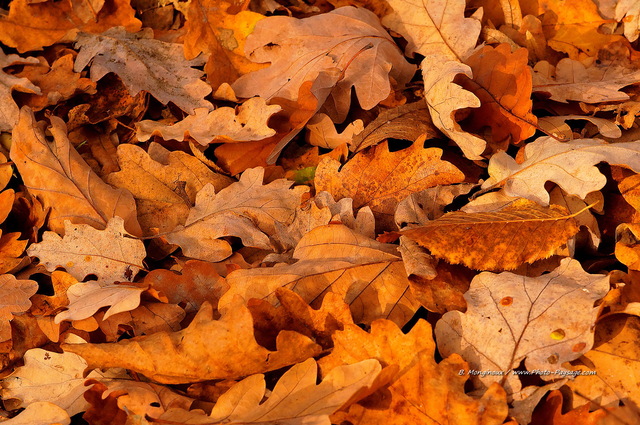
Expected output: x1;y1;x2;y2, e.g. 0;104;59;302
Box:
395;184;474;228
232;7;415;122
306;113;364;150
0;348;122;416
482;136;640;205
0;274;38;341
382;0;482;60
538;115;622;139
136;98;281;146
54;282;145;323
421;56;485;160
105;143;233;234
0;49;40;131
98;379;194;418
10;107;141;236
532;59;640;103
1;402;70;425
435;258;610;394
74;27;212;114
166;167;308;262
28;217;145;284
220;224;420;326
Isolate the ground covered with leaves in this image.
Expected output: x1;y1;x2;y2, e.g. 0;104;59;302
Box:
0;0;639;423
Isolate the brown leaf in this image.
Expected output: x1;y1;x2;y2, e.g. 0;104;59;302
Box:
82;380;127;425
96;302;185;341
54;282;146;323
402;198;580;271
315;141;464;230
458;44;537;149
530;390;609;425
0;49;40;132
10;107;141;236
319;319;508;425
350;102;439;153
61;300;321;384
0;275;38;342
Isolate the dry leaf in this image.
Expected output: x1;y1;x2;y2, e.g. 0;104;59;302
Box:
27;217;145;284
402;198;580;271
161;358;382;424
166;167;308;262
435;258;610;394
219;224;420;326
96;302;186;341
74;27;213;114
315;141;464;230
458;44;537;148
306;113;364;150
105;143;233;234
482;136;640;205
0;49;40;132
530;390;609;425
54;282;146;323
0;275;38;342
532;59;640;103
10;107;142;236
135;98;281;145
319;319;508;425
0;401;71;425
538;115;622;139
61;300;321;384
232;6;415;121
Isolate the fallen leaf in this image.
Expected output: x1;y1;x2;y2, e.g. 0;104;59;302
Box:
435;258;610;394
96;302;186;341
306;113;364;150
105;143;233;234
219;224;420;326
382;0;482;60
0;348;122;416
319;319;508;425
165;167;308;262
538;115;622;139
0;401;71;425
74;27;213;114
0;49;40;132
349;101;439;153
597;0;640;42
232;6;415;122
394;184;475;228
0;275;38;342
530;390;609;425
54;282;146;323
458;44;537;149
402;198;580;271
135;97;281;145
532;59;640;103
10;107;142;236
0;0;141;53
482;136;640;206
61;300;321;384
315;141;465;230
27;217;145;284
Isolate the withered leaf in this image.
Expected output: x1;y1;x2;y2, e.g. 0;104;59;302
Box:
61;300;321;384
0;275;38;342
0;49;40;132
10;107;142;236
402;198;580;271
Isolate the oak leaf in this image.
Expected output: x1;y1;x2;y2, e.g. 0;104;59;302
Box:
61;300;321;384
219;224;420;326
0;348;122;416
538;115;622;139
183;0;266;88
530;390;609;425
10;107;142;236
395;184;475;228
306;113;364;150
458;44;537;149
15;54;97;112
105;143;233;234
0;0;141;53
382;0;482;60
96;302;186;341
0;275;38;342
159;358;382;425
135;97;281;145
482;137;640;205
0;49;40;132
232;6;415;122
420;57;486;160
349;101;439;153
74;27;213;114
401;198;580;271
165;167;308;262
82;380;127;425
565;316;640;408
0;402;70;425
596;0;640;42
435;258;610;394
319;319;508;425
532;59;640;103
27;217;145;284
315;141;464;230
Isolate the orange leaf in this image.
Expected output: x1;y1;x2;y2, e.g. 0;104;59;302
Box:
531;390;609;425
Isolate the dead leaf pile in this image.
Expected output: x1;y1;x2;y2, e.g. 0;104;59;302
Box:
0;0;639;424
